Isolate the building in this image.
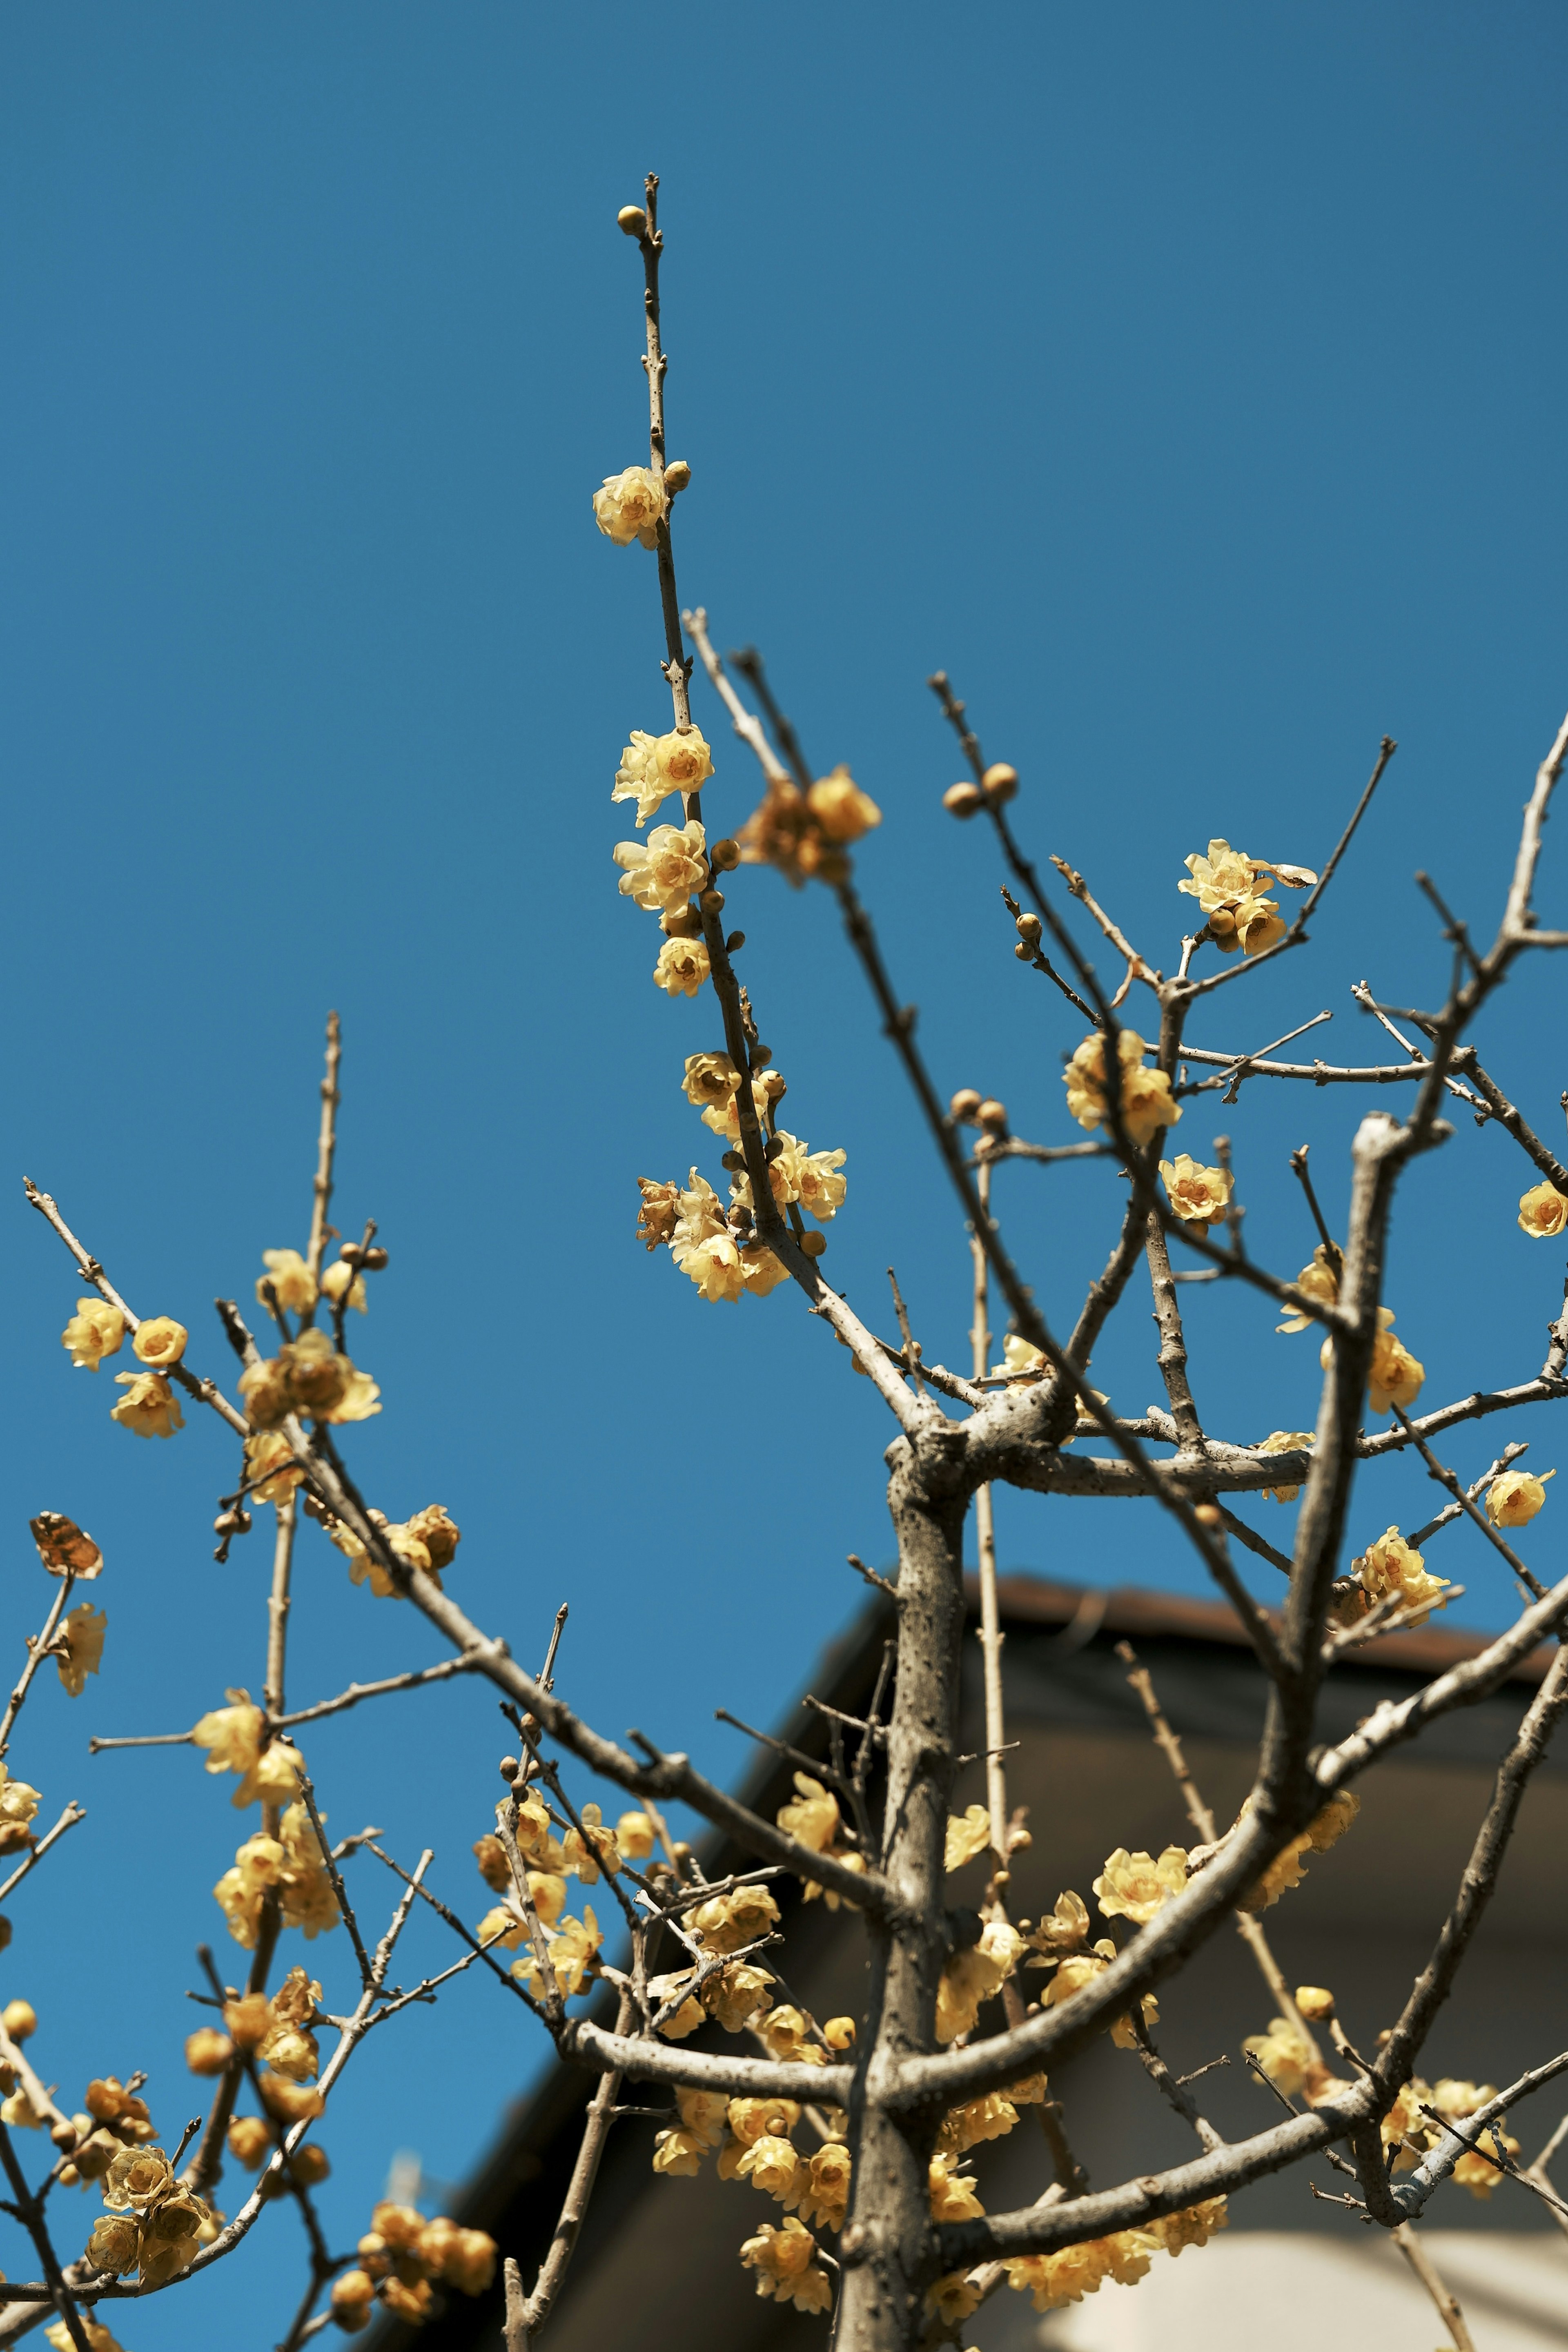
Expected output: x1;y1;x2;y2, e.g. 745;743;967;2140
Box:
379;1576;1568;2350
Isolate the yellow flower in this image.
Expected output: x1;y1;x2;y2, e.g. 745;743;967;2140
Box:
806;766;881;843
702;1962;775;2032
103;2145;174;2212
55;1601;106;1697
193;1690;264;1788
925;2273;982;2324
256;1249;317;1317
1092;1844;1188;1926
794;1142;848;1223
592;465;666;548
799;1845;866;1909
736;2133;799;2199
1237;1789;1360;1912
320;1258;368;1313
935;1920;1023;2043
614;726;715;826
1486;1467;1554;1528
185;2026;235;2076
689;1884;781;1954
403;1504;461;1572
652;2127;706;2177
1242;2014;1314;2098
673;1229;746;1303
243;1431;303;1507
653;935;710;996
0;1765;41;1853
928;2154;984;2221
1519;1179;1568;1238
1256;1429;1314;1502
84;2214;142;2276
635;1178;683;1252
757;2007;823;2066
727;2096;801;2148
777;1773;839;1855
1026;1889;1092;1962
1277;1242;1341;1332
739;2215;831;2312
944;1805;992;1873
938;2091;1024;2156
562;1802;620;1882
613;820;708;913
1004;2232;1161;2310
1063;1029;1180;1146
1294;1985;1336;2021
1178;838;1261;919
1039;1938;1157;2047
682;1051;741;1116
132;1316;187;1368
740;1243;791;1296
1232;895;1286;956
615;1809;656;1858
991;1332;1047;1383
110;1371;183;1439
61;1298;125;1372
46;2323;125;2352
794;2142;851;2231
1159;1154;1231;1230
1356;1526;1450;1626
1366;1314;1425;1414
28;1512;103;1576
1151;2196;1228;2253
824;2016;855;2048
512;1907;602;1998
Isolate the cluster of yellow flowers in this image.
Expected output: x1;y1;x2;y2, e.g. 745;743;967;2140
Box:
934;2073;1048;2159
936;1919;1025;2044
1177;837;1315;957
738;2212;834;2315
1255;1429;1315;1503
1337;1527;1452;1628
1277;1243;1428;1414
21;1512;110;1700
470;1788;635;2001
1242;2013;1339;2104
1382;2076;1521;2197
212;1801;339;1947
772;1772;868;1908
185;1962;325;2091
1017;1888;1157;2047
1518;1180;1568;1238
318;1502;461;1599
998;2199;1228;2313
240;1328;380;1431
735;766;882;888
1064;1030;1180;1147
329;2201;497;2331
256;1246;369;1321
82;2140;219;2289
1235;1790;1360;1913
61;1298;190;1438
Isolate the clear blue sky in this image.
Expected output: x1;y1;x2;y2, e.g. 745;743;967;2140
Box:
4;4;1568;2338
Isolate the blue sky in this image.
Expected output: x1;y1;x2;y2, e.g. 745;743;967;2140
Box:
4;3;1568;2337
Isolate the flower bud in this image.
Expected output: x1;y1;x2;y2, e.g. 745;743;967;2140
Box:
660;904;702;938
949;1089;982;1124
764;1135;786;1162
185;2028;235;2076
342;1243;389;1272
699;888;725;916
214;1508;252;1538
1193;1503;1222;1527
982;762;1018;802
721;1151;744;1171
498;1755;521;1783
1014;941;1036;961
1015;911;1042;944
710;837;741;871
2;2001;37;2042
50;2120;77;2150
725;930;746;953
823;2017;856;2049
976;1099;1008;1131
942;781;984;819
663;459;691;494
800;1232;827;1259
617;205;648;237
56;2162;79;2186
1294;1984;1336;2020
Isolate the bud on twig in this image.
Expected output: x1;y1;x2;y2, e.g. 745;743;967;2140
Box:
943;782;984;820
663;459;691;495
983;761;1019;804
617;205;647;237
949;1089;983;1124
710;837;741;871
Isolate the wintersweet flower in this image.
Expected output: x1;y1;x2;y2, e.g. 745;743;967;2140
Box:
726;2096;802;2149
682;1051;741;1117
991;1333;1047;1383
806;766;881;844
1355;1526;1449;1626
1158;1155;1231;1231
740;1243;791;1296
739;2215;832;2313
61;1298;125;1372
1230;895;1286;956
1242;2014;1314;2099
794;1143;848;1222
702;1962;776;2032
0;1766;40;1855
131;1315;187;1368
757;2007;824;2066
635;1178;683;1250
927;2154;984;2221
1365;1313;1425;1415
1026;1889;1092;1962
1485;1467;1554;1528
55;1601;106;1697
110;1372;183;1439
794;2142;851;2232
737;772;876;886
653;935;710;996
672;1229;746;1303
652;2127;705;2177
689;1883;781;1954
735;2134;799;2199
1236;1789;1360;1912
243;1431;303;1507
615;1809;657;1859
613;820;708;913
256;1249;317;1317
1092;1844;1188;1926
777;1772;840;1854
925;2273;982;2324
1062;1029;1180;1146
592;466;666;548
193;1691;265;1789
562;1802;621;1881
1040;1938;1157;2047
320;1258;368;1313
1277;1243;1341;1332
935;1920;1023;2043
1256;1430;1314;1503
677;2089;731;2151
1151;2198;1228;2252
944;1805;992;1872
614;726;715;826
1518;1180;1568;1238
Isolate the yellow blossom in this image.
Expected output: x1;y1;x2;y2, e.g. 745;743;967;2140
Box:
320;1258;368;1312
614;726;715;827
799;1845;866;1909
0;1766;40;1855
131;1315;187;1368
1486;1468;1554;1528
689;1883;781;1954
677;2089;731;2149
256;1249;317;1317
727;2098;802;2151
512;1906;601;1998
672;1228;746;1303
739;2215;832;2313
682;1052;741;1116
652;2128;706;2177
1040;1938;1157;2046
1151;2197;1229;2252
1093;1844;1188;1926
185;2026;235;2076
562;1802;620;1881
102;2145;174;2212
1063;1029;1180;1146
653;935;710;997
702;1962;775;2033
935;1920;1023;2043
1518;1180;1568;1238
613;819;708;914
806;766;881;844
110;1371;183;1439
1295;1985;1336;2020
46;2324;125;2352
777;1773;839;1855
925;2273;981;2324
1356;1526;1450;1627
758;2007;824;2066
928;2154;984;2221
740;1242;791;1296
193;1690;264;1785
794;1142;848;1223
794;2142;851;2231
1366;1313;1425;1414
1242;2015;1314;2098
1277;1243;1341;1332
1005;2230;1163;2310
1026;1889;1092;1962
61;1298;125;1372
403;1504;461;1572
944;1805;993;1872
635;1179;683;1252
592;465;666;548
84;2214;142;2276
823;2017;856;2050
1178;839;1313;954
243;1431;302;1507
736;2133;799;2199
1256;1429;1314;1502
1237;1789;1359;1911
28;1512;103;1576
615;1809;656;1858
1159;1155;1231;1230
55;1601;106;1697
